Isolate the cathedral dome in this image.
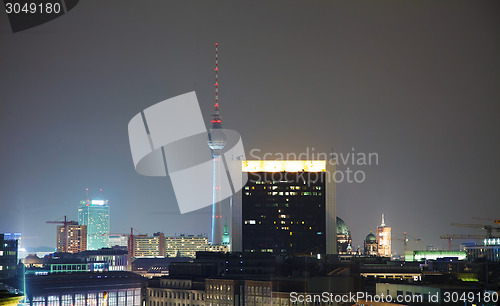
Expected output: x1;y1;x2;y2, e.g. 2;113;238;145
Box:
366;233;376;242
336;217;349;235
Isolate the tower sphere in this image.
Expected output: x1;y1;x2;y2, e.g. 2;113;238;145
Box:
208;128;226;151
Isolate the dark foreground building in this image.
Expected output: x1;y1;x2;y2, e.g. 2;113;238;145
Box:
240;160;336;255
0;233;18;280
24;271;144;305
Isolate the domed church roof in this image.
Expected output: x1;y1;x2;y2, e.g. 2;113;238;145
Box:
336;217;349;235
23;254;42;265
366;232;377;242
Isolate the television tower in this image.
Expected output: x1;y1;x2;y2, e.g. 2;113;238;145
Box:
207;42;226;245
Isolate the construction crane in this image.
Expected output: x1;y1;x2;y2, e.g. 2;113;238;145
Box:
440;234;484;251
395;232;421;254
46;216;78;253
451;223;500;238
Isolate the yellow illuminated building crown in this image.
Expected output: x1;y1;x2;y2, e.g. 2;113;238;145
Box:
242;160;326;172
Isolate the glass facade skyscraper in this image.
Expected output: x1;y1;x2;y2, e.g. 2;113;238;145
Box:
78;199;110;250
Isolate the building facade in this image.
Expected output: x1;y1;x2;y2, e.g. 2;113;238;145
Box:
166;235;209;258
24;272;143;306
57;224;87;253
146;278;206;306
377;214;391;257
239;160;336;254
78;199;110;250
133;233;165;257
205;278;239;306
109;233;129;248
467;238;500;262
0;233;18;279
404;250;467;262
83;248;129;271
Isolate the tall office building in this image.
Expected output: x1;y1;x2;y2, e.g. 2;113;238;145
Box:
78;199;110;250
57;224;87;253
377;214;392;257
0;233;18;279
237;160;337;254
207;42;226;245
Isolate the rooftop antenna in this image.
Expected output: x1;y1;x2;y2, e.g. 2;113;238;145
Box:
381;213;386;227
85;188;89;202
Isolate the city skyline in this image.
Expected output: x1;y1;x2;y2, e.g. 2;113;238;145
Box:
1;1;499;254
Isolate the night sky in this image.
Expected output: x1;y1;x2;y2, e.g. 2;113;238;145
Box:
1;1;499;254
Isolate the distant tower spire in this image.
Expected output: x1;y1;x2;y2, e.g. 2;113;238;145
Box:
211;42;222;128
381;213;385;227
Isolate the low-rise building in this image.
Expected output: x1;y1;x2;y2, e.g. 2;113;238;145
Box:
404;250;467;262
24;271;144;305
82;248;129;271
166;235;210;258
133;233;166;258
205;278;239;306
376;283;484;305
146;278;206;306
467;238;500;262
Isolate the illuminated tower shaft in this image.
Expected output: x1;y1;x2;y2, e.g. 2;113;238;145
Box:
208;42;226;245
211;154;223;245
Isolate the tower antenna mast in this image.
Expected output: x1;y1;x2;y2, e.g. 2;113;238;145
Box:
215;42;219;111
